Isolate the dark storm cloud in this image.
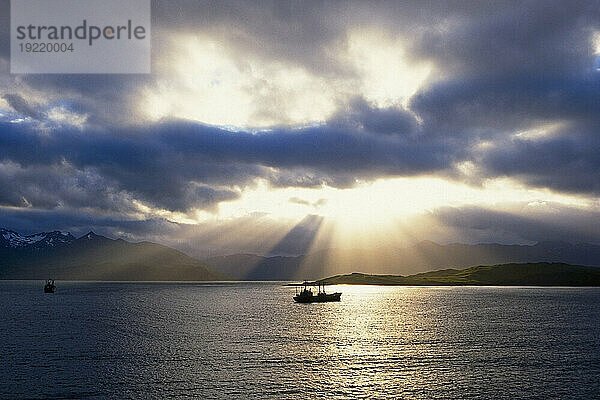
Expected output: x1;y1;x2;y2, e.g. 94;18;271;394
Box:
479;129;600;194
330;97;419;136
159;120;449;176
411;1;599;78
0;117;454;213
0;206;181;238
411;74;600;134
2;94;45;121
430;204;600;245
7;75;152;127
0;162;135;212
163;184;240;212
0;121;251;212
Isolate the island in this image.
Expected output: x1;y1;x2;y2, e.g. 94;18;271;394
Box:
314;262;600;286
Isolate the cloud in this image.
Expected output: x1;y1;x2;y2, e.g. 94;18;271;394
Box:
2;94;45;121
429;203;600;245
0;117;459;214
0;93;598;219
330;97;419;136
411;75;600;135
1;0;600;250
0;160;139;213
1;1;597;125
478;128;600;194
0;121;256;213
289;197;328;209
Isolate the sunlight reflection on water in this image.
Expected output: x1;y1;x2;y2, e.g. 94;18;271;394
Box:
1;282;599;399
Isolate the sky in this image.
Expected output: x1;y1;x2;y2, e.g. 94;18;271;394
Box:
1;0;600;257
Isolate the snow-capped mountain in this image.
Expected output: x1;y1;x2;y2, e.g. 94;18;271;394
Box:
0;227;223;281
0;228;75;249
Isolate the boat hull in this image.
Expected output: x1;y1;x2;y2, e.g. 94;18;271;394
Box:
293;292;341;303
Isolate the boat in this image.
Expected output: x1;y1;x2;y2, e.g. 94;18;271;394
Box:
293;281;341;303
44;279;56;293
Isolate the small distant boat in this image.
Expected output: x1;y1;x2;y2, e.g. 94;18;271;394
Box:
44;279;56;293
293;281;341;303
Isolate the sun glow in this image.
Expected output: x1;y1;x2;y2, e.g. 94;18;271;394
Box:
215;176;590;225
140;30;433;127
593;31;600;54
140;35;338;127
219;175;593;262
117;174;594;257
343;29;433;107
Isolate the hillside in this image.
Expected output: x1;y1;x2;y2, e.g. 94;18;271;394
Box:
0;229;225;281
317;263;600;286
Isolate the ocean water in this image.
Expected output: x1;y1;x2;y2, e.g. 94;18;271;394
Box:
1;281;599;399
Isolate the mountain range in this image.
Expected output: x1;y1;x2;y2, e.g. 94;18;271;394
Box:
0;228;223;281
2;227;600;281
207;241;600;280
